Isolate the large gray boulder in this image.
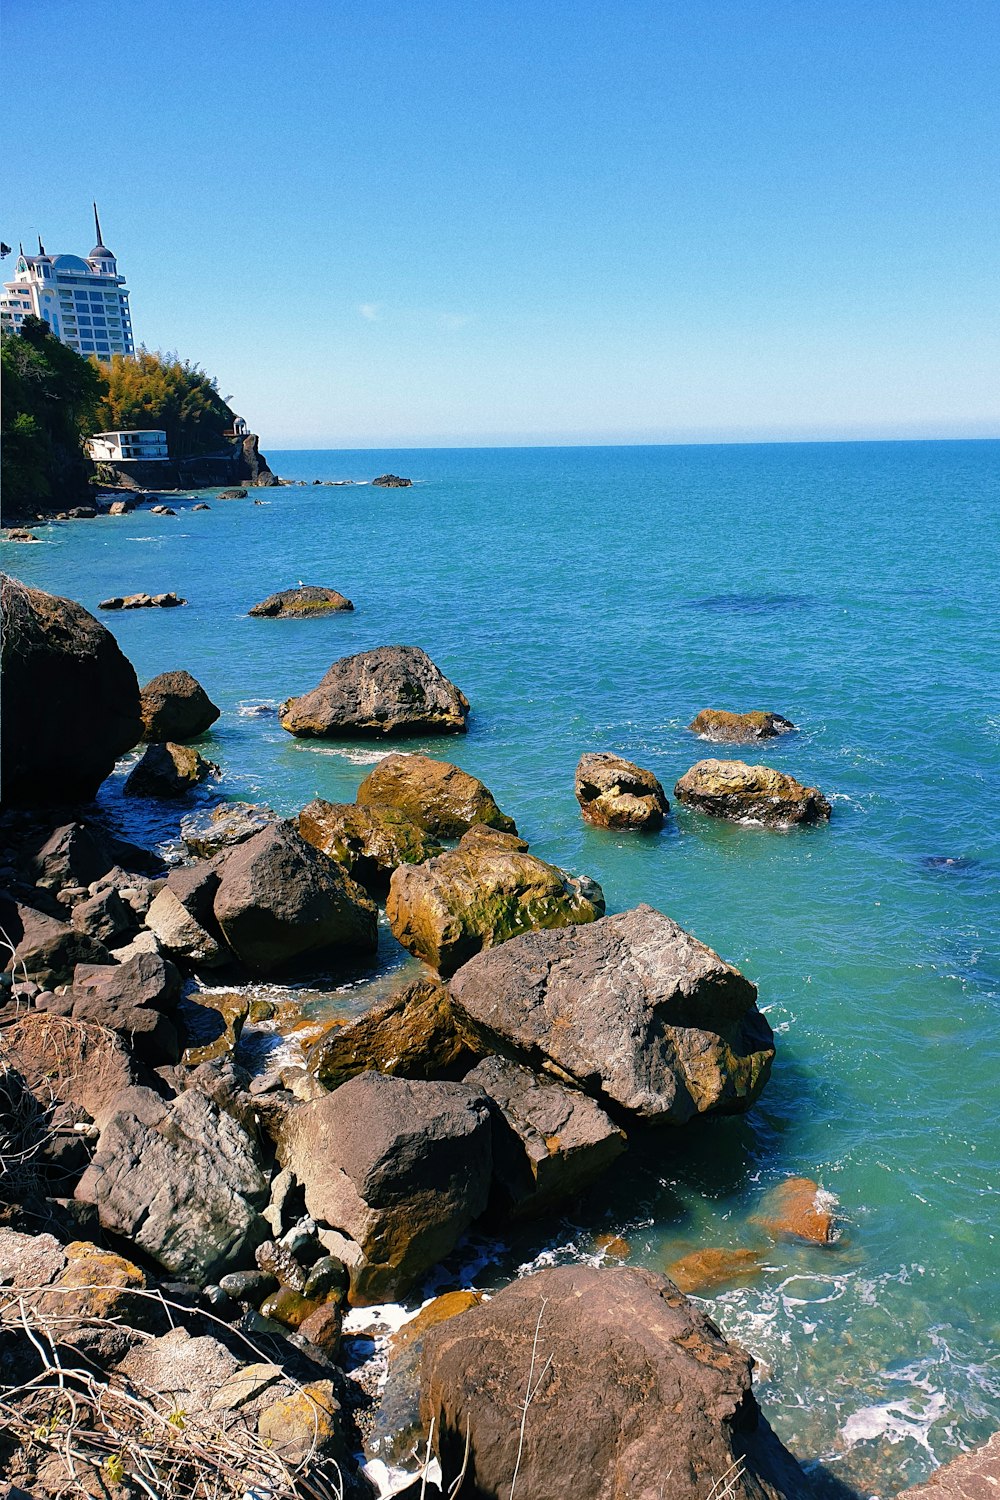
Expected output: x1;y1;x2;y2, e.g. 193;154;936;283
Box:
279;645;470;738
213;822;378;974
574;751;669;831
0;897;111;988
76;1085;269;1281
420;1265;808;1500
69;950;183;1064
466;1055;626;1219
279;1071;492;1303
356;753;516;837
0;576;142;806
139;669;220;742
386;841;604;977
449;905;775;1125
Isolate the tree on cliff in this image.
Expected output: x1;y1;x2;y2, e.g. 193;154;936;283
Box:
97;351;236;459
1;316;107;521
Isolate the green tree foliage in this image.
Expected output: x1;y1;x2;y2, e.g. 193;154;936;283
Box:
97;350;236;458
1;315;108;520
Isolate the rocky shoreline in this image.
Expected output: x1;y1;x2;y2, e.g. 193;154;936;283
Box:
0;572;993;1499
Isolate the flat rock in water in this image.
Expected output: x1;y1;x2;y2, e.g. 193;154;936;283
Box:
466;1054;626;1218
574;751;669;831
688;708;797;742
387;842;604;977
419;1264;809;1500
449;904;775;1124
356;751;517;837
181;801;281;857
665;1246;766;1294
212;822;378;974
279;644;470;738
249;584;354;616
298;797;440;892
140;669;220;742
674;758;831;827
278;1070;492;1303
1;577;142;806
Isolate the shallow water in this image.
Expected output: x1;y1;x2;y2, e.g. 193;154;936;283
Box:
5;440;999;1497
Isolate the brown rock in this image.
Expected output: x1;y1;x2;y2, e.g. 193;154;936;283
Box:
0;899;111;988
753;1177;838;1245
674;759;832;827
306;973;475;1089
420;1264;808;1500
298;1300;343;1355
895;1431;1000;1498
2;1012;138;1131
280;644;470;738
689;709;797;743
139;669;220;742
298;797;441;892
357;752;516;838
249;585;354;616
574;751;669;831
666;1246;766;1295
124;741;219;798
386;843;604;977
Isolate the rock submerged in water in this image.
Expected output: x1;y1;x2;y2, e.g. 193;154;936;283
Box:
99;591;186;609
665;1245;766;1294
357;751;517;837
248;584;354;617
752;1176;839;1245
212;822;378;974
386;839;605;977
140;669;220;742
298;797;441;892
124;741;219;798
1;576;142;806
449;904;775;1125
674;758;831;827
280;644;470;738
574;751;669;831
279;1070;493;1303
688;709;796;742
420;1264;809;1500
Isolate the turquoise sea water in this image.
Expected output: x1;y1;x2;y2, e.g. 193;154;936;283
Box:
4;441;999;1497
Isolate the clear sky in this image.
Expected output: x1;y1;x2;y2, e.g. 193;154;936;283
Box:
5;0;998;447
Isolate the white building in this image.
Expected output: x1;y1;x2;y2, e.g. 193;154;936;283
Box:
1;205;135;360
86;430;168;462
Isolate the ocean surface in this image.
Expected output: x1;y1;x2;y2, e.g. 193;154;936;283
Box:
4;440;999;1497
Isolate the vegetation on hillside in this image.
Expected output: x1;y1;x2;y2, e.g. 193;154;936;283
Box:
1;316;107;521
96;351;236;458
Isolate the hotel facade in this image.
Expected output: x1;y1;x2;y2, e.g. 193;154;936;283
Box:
1;205;135;361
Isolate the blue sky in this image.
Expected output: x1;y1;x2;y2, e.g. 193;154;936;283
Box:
5;0;998;446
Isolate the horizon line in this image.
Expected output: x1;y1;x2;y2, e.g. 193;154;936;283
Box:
265;433;1000;453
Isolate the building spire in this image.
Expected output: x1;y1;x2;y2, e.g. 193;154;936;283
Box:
93;201;104;248
37;235;45;255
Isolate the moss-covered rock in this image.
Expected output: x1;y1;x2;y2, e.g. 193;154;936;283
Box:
674;759;831;827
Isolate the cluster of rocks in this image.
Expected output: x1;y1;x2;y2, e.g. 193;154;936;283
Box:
371;474;412;487
99;591;186;610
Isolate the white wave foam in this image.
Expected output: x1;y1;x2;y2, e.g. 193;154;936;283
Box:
291;744;396;765
841;1386;947;1454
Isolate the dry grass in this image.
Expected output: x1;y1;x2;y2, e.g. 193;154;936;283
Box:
0;1281;349;1499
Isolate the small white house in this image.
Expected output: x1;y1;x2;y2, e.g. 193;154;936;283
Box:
87;430;169;462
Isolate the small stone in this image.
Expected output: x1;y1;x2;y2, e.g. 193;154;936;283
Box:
298;1300;342;1355
209;1361;283;1411
303;1254;349;1302
219;1269;278;1304
259;1287;318;1328
257;1380;344;1463
256;1239;307;1292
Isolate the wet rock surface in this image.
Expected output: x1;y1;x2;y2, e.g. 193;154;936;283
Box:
449;904;775;1124
298;797;441;891
688;708;797;742
674;758;832;827
387;840;604;977
280;644;470;738
306;972;475;1089
574;751;669;831
180;800;281;857
420;1264;809;1500
357;752;517;838
124;741;219;798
